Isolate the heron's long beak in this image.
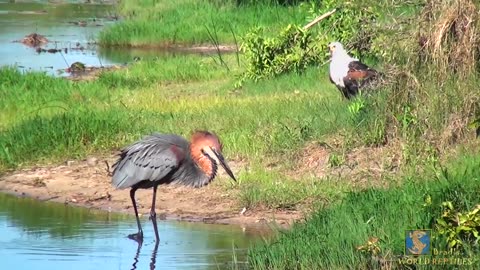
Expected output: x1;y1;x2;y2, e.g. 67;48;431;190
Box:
213;149;237;182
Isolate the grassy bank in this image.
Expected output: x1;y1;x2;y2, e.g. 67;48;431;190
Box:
99;0;310;47
0;59;345;165
248;154;480;269
0;51;357;208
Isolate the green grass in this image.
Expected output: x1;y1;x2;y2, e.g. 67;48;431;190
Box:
97;54;231;88
99;0;310;47
0;55;352;200
237;167;350;210
0;108;142;168
0;53;353;210
0;54;227;129
248;154;480;269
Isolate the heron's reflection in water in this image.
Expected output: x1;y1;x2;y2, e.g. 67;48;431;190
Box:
130;223;160;270
131;240;160;270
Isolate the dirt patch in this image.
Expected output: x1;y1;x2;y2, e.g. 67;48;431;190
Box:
297;141;401;188
108;43;239;54
0;154;299;228
173;44;238;53
440;113;470;147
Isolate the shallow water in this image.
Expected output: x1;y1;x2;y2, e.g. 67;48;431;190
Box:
0;193;263;269
0;0;122;75
0;0;226;76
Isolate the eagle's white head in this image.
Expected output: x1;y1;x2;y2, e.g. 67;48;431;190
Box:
328;41;357;88
328;41;346;57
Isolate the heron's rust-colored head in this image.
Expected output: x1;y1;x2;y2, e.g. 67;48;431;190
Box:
190;131;236;181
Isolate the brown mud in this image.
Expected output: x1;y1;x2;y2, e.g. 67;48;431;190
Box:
0;154;300;228
104;43;238;54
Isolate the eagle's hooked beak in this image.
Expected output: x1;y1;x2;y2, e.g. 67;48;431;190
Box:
328;44;335;55
212;148;237;182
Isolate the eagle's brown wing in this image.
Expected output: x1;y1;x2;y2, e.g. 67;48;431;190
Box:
343;61;379;98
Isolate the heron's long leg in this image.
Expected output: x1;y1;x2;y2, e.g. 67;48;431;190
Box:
150;185;160;242
129;187;143;242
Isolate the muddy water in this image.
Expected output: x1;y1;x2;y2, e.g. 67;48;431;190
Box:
0;193;265;269
0;0;121;75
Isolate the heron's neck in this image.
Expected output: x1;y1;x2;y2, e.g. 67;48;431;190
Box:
175;157;218;187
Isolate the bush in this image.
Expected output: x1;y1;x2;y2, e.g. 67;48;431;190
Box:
238;25;321;86
237;0;380;85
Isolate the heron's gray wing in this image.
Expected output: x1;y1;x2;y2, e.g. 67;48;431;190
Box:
112;134;188;189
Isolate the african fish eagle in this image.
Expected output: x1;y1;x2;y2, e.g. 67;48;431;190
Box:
328;41;379;99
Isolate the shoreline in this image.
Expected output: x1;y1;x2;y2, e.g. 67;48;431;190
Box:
0;156;300;229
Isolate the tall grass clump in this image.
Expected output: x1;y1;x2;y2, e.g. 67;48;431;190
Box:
237;168;348;210
230;0;309;5
0;62;348;174
355;0;480;163
0;54;227;130
99;0;308;47
0;108;149;170
0;67;77;111
248;155;480;269
0;67;113;130
97;54;230;89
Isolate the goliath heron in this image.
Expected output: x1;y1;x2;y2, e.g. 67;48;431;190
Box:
111;131;237;243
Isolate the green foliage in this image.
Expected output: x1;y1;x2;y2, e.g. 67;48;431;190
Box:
302;0;379;59
237;25;320;86
99;0;309;47
0;59;349;174
229;0;309;6
346;92;388;147
359;0;480;159
333;0;480;167
470;114;480;138
396;104;419;139
436;202;480;249
238;0;380;85
248;155;480;269
97;55;225;89
327;152;344;168
0;109;144;169
347;95;367;119
237;165;349;211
